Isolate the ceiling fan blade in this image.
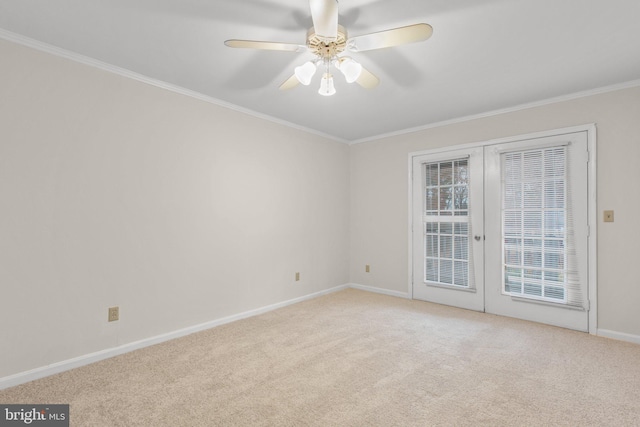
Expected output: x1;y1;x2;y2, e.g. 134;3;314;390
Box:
224;40;307;53
347;23;433;52
356;66;379;89
279;74;300;91
309;0;339;42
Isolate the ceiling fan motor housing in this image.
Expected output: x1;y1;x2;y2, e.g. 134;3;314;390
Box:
307;25;348;58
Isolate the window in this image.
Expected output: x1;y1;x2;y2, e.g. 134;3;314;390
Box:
423;158;473;288
501;146;577;304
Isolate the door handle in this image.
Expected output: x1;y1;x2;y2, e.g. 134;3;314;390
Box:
474;235;482;241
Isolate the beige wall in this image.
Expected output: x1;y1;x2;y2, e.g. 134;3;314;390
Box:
2;35;639;381
0;39;350;378
349;86;640;336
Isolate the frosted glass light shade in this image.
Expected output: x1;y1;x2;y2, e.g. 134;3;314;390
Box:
318;73;336;96
294;61;317;85
339;58;362;83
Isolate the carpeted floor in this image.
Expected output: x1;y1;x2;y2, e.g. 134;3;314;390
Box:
1;289;640;426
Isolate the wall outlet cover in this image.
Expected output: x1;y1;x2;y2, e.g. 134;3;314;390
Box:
108;306;119;322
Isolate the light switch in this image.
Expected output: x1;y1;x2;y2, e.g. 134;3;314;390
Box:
604;210;614;223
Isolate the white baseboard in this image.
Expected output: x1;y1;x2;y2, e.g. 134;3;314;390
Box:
597;329;640;345
348;283;410;299
8;284;634;391
0;284;349;390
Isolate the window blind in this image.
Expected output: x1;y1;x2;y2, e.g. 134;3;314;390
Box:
501;146;585;308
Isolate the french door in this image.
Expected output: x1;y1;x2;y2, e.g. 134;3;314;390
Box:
411;147;485;312
411;130;592;332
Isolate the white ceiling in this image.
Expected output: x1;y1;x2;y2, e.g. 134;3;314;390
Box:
1;0;639;142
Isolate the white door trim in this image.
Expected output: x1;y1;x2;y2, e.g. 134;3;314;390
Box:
408;124;597;334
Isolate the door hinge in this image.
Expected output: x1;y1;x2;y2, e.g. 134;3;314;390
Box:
585;300;591;311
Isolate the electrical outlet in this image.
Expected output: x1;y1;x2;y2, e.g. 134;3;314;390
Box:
108;306;119;322
365;264;370;273
295;272;300;281
604;210;614;223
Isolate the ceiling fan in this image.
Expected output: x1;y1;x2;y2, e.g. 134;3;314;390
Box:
224;0;433;96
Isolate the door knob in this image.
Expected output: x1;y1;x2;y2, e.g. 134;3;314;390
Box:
474;235;482;241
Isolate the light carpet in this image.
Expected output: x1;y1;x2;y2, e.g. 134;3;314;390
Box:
1;289;640;426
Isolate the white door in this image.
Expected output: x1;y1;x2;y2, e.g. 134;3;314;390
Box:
411;130;591;331
484;132;590;331
411;147;484;311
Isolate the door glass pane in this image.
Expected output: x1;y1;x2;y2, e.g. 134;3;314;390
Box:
454;261;468;286
426;188;439;213
440;259;453;284
425;164;439;187
423;158;471;288
440;163;453;185
501;147;568;303
439;187;453;214
454;236;468;260
425;234;438;257
455;159;468;185
425;259;438;282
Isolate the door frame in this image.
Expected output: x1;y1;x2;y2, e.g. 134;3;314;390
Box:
407;124;598;334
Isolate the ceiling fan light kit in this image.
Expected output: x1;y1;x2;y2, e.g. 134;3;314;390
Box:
337;57;362;83
319;73;336;96
224;0;433;97
294;61;317;86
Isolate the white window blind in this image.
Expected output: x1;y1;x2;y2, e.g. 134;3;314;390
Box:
501;146;584;307
424;158;474;288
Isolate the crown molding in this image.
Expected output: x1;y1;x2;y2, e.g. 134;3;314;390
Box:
2;28;639;146
0;29;348;144
349;79;640;145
